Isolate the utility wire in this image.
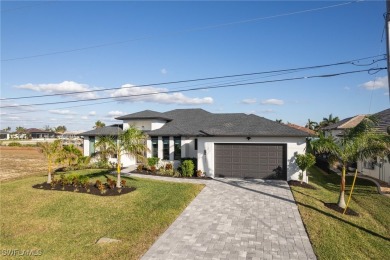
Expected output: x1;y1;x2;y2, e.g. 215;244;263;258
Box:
1;67;385;109
1;1;359;62
2;54;385;100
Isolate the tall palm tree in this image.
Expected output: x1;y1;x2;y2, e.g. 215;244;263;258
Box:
38;140;63;183
93;120;106;129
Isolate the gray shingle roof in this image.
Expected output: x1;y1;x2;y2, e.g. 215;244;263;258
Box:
147;109;310;137
373;108;390;134
115;110;172;121
78;125;123;136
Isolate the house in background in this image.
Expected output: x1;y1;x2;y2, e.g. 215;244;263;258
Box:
25;128;57;139
323;108;390;184
0;130;10;140
79;109;312;181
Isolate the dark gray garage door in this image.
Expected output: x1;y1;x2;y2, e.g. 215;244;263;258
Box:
214;144;287;179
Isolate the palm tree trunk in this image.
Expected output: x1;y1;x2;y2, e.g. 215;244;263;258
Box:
116;153;121;188
47;159;52;183
338;166;347;208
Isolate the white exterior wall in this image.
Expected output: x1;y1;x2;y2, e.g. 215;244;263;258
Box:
83;137;90;156
123;119;167;131
358;159;390;184
197;136;306;180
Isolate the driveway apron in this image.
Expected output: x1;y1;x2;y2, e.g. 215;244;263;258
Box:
136;174;316;260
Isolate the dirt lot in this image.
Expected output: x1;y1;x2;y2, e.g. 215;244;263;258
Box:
0;146;47;181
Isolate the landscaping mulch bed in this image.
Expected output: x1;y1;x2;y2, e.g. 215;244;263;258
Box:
288;180;317;190
324;203;359;216
32;183;136;196
131;170;212;180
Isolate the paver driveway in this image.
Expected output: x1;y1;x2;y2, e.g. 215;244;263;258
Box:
135;174;316;260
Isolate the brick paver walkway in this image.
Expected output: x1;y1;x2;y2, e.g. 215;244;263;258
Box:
133;174;316;260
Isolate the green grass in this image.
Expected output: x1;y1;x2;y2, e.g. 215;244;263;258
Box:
0;169;204;259
290;167;390;260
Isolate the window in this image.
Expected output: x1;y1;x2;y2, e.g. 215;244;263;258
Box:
162;136;169;160
174;136;181;160
194;138;198;150
364;158;376;170
151;137;158;158
89;137;95;156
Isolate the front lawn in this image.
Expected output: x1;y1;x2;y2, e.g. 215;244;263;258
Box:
0;169;204;259
290;167;390;259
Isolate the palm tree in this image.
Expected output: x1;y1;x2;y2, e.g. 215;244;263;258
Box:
275;119;283;123
305;119;318;131
38;140;63;183
311;121;388;208
61;144;83;167
93;120;106;129
55;125;67;133
95;136;116;165
3;126;11;132
320;114;340;128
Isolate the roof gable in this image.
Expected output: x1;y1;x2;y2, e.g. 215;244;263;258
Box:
115;110;172;121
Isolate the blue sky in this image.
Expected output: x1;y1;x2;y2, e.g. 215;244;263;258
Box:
1;0;389;131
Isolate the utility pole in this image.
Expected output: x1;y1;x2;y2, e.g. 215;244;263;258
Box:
386;0;390;99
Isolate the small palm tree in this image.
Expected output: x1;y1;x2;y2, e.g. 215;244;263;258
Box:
320;114;340;128
38;140;63;183
95;136;116;165
305;119;318;131
61;144;83;167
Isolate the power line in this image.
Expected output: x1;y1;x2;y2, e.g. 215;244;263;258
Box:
1;67;385;109
2;54;385;100
1;1;359;62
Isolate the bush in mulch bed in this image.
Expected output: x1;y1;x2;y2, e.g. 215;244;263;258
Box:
288;180;317;190
131;169;211;180
32;178;136;196
324;203;359;216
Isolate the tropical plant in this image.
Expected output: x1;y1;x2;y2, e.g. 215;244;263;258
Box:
311;121;389;209
44;125;53;131
60;144;83;167
55;125;67;133
295;153;316;184
305;119;319;131
38;140;63;183
95;136;116;165
275;119;283;123
93;120;106;129
320;114;340;128
147;157;159;168
3;126;11;132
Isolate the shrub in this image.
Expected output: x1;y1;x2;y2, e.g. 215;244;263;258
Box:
137;164;143;171
180;157;197;176
121;179;126;187
181;160;194;177
8;142;22;147
151;166;157;173
79;176;90;188
147;157;159;167
196;170;204;177
107;178;115;189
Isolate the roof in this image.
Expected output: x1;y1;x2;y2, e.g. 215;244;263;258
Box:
322;115;366;130
147;109;310;137
78;125;123;136
115;110;173;121
79;109;311;138
287;123;317;136
25;128;55;133
0;130;10;134
372;108;390;134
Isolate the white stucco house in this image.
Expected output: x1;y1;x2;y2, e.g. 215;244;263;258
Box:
323;108;390;184
78;109;312;181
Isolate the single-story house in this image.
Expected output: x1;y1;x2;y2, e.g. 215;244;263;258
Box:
0;131;10;140
26;128;57;139
323;108;390;184
78;109;312;181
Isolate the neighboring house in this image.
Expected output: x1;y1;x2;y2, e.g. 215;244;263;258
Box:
286;123;317;136
0;131;10;140
79;109;312;181
323;109;390;184
58;131;83;145
25;128;57;139
322;114;366;137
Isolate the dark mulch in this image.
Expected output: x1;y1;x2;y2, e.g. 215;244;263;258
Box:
288;180;317;190
131;170;211;180
32;183;136;196
324;203;359;216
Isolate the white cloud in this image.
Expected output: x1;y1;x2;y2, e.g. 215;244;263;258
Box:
161;68;168;75
88;111;96;116
344;86;351;91
48;109;76;115
241;98;257;104
260;99;284;106
50;118;57;121
361;76;388;90
15;81;99;99
107;111;124;117
81;116;88;120
110;84;213;105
